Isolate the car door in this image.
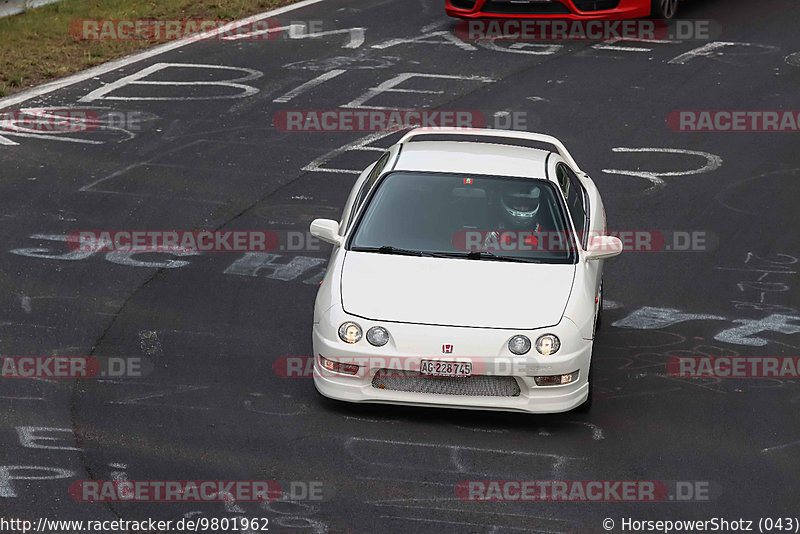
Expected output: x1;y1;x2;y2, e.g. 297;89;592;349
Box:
322;151;393;296
556;162;603;337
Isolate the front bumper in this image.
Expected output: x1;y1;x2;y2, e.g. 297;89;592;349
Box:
312;317;592;414
446;0;650;19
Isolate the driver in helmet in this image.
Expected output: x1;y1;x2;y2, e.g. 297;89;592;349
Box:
483;184;542;250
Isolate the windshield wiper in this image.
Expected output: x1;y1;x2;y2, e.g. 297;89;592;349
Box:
353;246;443;258
466;250;543;264
352;246;542;263
378;245;424;256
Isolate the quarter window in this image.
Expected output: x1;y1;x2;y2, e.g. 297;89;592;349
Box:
354;152;390;212
557;164;588;245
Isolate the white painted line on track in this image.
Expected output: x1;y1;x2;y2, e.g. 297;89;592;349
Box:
302;130;395;174
220;23;302;41
224;24;365;49
0;131;103;144
273;69;346;103
78;63;263;102
761;439;800;453
0;0;327;109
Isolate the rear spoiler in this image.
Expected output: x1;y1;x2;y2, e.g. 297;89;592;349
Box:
397;127;582;173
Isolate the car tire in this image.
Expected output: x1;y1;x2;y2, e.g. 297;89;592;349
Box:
575;365;593;413
650;0;678;19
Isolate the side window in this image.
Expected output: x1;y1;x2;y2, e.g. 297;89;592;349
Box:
557;165;571;199
348;152;390;230
557;164;589;245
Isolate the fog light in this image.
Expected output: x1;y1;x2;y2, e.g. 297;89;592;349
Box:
338;322;362;344
535;334;560;355
508;335;531;355
318;356;360;376
339;362;360;375
534;370;579;386
367;326;390;347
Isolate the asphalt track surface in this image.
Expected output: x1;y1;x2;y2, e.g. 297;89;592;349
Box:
2;0;800;532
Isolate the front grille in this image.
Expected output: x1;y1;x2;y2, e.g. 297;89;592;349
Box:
481;0;571;14
372;370;521;397
449;0;477;9
570;0;620;11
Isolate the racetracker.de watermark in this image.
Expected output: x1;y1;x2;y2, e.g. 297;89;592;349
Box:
452;230;714;253
454;19;716;41
1;356;151;379
1;109;148;134
66;230;331;253
667;356;800;378
69;480;282;502
0;109;99;133
668;110;800;132
275;356;559;379
69;19;284;41
67;230;280;253
455;480;715;502
281;356;593;380
273;110;486;132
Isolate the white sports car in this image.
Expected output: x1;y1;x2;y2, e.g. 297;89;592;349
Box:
309;128;622;413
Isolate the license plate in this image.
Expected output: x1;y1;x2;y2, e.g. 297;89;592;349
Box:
420;360;472;377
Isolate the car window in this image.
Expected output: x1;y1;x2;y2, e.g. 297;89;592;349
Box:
557;164;588;245
357;153;390;207
557;165;571;198
347;152;390;230
349;171;576;264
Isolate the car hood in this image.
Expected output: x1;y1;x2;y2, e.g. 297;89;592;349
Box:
340;251;575;329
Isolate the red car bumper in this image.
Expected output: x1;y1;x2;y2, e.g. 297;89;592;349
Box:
446;0;651;19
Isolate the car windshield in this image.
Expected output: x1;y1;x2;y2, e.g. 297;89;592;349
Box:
349;171;576;264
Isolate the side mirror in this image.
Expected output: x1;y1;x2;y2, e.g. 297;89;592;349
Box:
310;219;343;246
585;235;623;261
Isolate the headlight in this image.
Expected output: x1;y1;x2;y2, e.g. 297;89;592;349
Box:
338;322;362;344
366;326;390;346
508;335;531;355
535;334;560;355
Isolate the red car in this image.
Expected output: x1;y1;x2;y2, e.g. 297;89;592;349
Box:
446;0;679;20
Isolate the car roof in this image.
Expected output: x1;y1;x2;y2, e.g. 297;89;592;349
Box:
393;140;551;180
